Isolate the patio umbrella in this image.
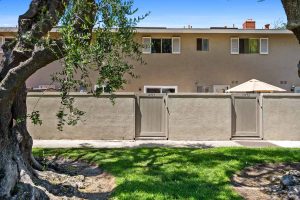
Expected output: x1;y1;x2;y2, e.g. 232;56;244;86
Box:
226;79;286;93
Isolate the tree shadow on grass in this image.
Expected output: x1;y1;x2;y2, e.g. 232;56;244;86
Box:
34;147;300;200
29;155;115;199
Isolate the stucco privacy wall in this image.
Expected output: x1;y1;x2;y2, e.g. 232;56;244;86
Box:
26;93;300;141
27;93;135;140
262;94;300;140
167;94;232;140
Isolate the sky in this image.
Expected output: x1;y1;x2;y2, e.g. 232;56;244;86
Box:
0;0;287;29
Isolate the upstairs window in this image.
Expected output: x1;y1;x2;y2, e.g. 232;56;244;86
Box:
151;38;172;53
161;39;172;53
239;38;259;54
197;38;209;51
151;39;162;53
142;37;181;54
231;37;269;55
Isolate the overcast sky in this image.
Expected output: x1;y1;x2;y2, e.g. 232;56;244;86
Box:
0;0;287;29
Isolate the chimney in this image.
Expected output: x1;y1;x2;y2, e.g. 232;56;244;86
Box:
243;19;256;29
264;24;270;29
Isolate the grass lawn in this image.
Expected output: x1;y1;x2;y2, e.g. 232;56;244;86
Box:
33;147;300;200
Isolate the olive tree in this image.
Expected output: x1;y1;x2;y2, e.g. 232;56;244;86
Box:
0;0;144;198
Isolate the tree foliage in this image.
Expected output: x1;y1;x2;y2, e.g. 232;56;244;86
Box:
0;0;147;198
36;0;147;129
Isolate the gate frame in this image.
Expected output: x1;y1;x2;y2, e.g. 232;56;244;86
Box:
231;93;263;139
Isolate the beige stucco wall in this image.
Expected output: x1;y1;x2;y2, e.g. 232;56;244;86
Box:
25;93;300;141
126;33;300;93
21;32;300;92
167;94;232;140
27;93;135;140
262;94;300;140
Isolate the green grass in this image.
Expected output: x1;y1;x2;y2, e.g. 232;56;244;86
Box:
33;147;300;200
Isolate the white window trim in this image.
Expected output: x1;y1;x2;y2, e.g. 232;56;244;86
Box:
0;36;4;53
142;37;152;54
172;37;181;54
231;37;239;55
260;38;269;55
144;85;178;94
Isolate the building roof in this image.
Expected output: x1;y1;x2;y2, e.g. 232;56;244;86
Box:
134;27;293;34
0;27;293;35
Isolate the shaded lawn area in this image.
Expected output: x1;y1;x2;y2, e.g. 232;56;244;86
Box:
33;148;300;200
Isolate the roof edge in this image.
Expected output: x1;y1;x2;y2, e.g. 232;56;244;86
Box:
0;27;293;35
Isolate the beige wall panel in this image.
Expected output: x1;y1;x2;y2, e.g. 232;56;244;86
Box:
27;93;135;140
168;94;232;140
262;94;300;140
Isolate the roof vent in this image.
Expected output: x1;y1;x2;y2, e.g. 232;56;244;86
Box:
264;24;270;29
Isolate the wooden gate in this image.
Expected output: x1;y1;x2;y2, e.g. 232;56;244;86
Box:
232;94;262;139
135;94;168;139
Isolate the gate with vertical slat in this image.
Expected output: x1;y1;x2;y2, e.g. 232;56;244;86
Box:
232;94;261;139
135;94;168;139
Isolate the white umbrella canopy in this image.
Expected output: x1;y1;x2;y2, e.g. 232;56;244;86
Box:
226;79;286;93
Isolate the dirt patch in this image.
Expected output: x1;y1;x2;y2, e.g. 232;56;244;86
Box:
32;156;116;200
232;163;300;200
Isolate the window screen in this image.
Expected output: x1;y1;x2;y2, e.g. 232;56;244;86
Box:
260;38;269;54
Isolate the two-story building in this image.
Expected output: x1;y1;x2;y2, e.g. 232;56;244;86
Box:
1;20;300;93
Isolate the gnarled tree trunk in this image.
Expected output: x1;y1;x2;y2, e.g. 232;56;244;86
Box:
281;0;300;77
0;0;96;198
0;0;67;198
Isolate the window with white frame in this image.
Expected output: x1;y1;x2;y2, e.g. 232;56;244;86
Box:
142;37;181;54
197;38;209;51
260;38;269;54
231;37;269;55
144;86;178;94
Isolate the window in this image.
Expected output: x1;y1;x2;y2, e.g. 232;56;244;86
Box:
260;38;269;54
142;37;181;54
151;39;162;53
231;37;269;55
172;37;181;54
231;38;239;54
142;37;151;54
239;38;259;54
151;38;172;53
144;86;178;94
197;38;209;51
162;39;172;53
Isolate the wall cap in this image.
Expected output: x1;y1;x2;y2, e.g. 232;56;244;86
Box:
27;92;136;98
168;93;232;98
262;93;300;98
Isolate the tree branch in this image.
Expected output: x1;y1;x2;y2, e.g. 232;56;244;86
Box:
0;42;64;101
